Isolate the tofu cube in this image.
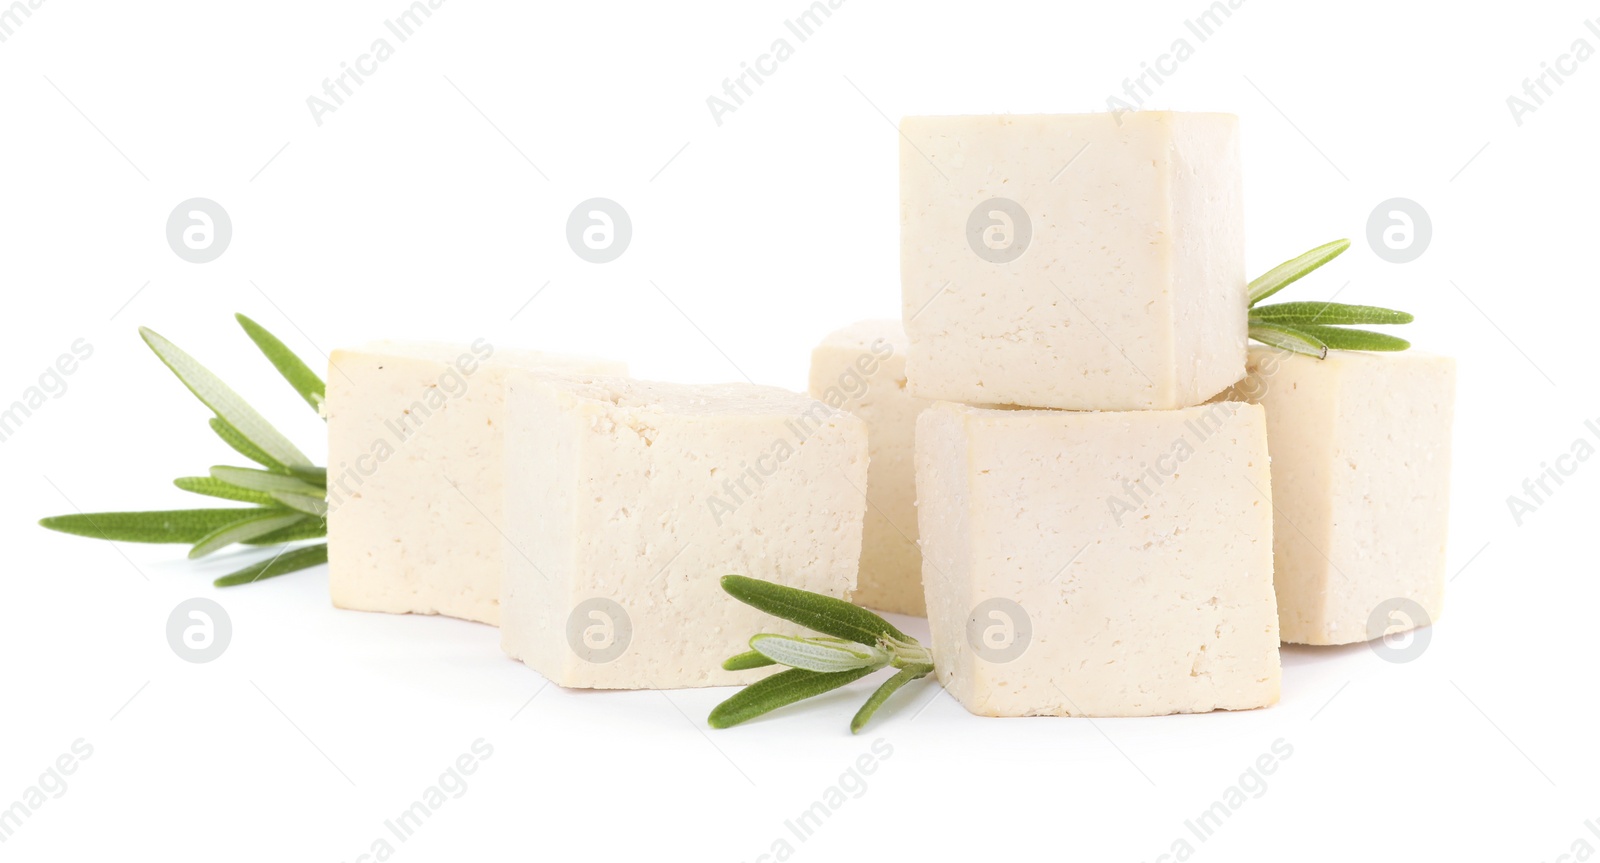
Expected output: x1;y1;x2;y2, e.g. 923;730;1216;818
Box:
900;111;1247;410
808;320;932;616
500;373;869;689
325;341;625;625
1225;348;1457;645
915;401;1280;717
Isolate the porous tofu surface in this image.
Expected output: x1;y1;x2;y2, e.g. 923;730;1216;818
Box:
325;340;624;625
500;372;870;689
916;400;1280;717
1226;347;1457;645
900;111;1247;410
809;320;930;615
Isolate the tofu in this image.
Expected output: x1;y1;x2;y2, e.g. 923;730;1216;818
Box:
808;320;932;616
1224;348;1457;645
915;401;1280;717
499;373;869;689
900;111;1247;410
325;341;626;625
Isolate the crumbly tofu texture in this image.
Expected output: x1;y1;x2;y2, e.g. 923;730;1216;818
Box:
900;111;1247;410
501;373;869;689
915;401;1281;717
1225;348;1456;645
808;320;931;616
325;341;626;625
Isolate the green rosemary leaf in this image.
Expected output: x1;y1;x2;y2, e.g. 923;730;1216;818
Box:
39;508;283;544
850;663;935;735
242;519;327;545
749;634;888;674
726;637;879;671
174;476;277;505
140;326;311;468
209;417;287;472
723;650;778;671
287;465;328;484
210;466;324;497
1249;322;1329;359
270;492;328;517
707;666;879;729
1247;239;1350;306
214;543;328;587
189;511;308;559
236;314;326;414
1249;301;1414;326
1288;324;1412;352
720;575;910;647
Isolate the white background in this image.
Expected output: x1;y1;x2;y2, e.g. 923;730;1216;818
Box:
1;0;1595;860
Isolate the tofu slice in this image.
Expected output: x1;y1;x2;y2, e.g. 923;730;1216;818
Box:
1225;347;1457;645
500;373;869;689
325;341;625;625
900;111;1247;410
808;320;932;616
915;401;1281;717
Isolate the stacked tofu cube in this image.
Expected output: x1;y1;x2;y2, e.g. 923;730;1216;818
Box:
806;111;1282;717
852;110;1436;718
901;112;1248;411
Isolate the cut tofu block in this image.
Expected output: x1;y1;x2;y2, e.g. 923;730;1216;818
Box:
1224;348;1456;645
915;401;1280;717
500;373;869;689
325;341;626;625
900;111;1246;410
808;320;932;616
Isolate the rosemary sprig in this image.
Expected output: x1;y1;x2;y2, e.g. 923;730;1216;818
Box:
1247;239;1414;358
39;314;330;587
214;544;329;587
708;576;935;733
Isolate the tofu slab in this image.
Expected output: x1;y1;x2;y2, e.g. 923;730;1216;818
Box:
808;320;932;616
500;373;869;689
1225;347;1457;645
900;111;1246;410
325;341;625;625
916;401;1281;717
